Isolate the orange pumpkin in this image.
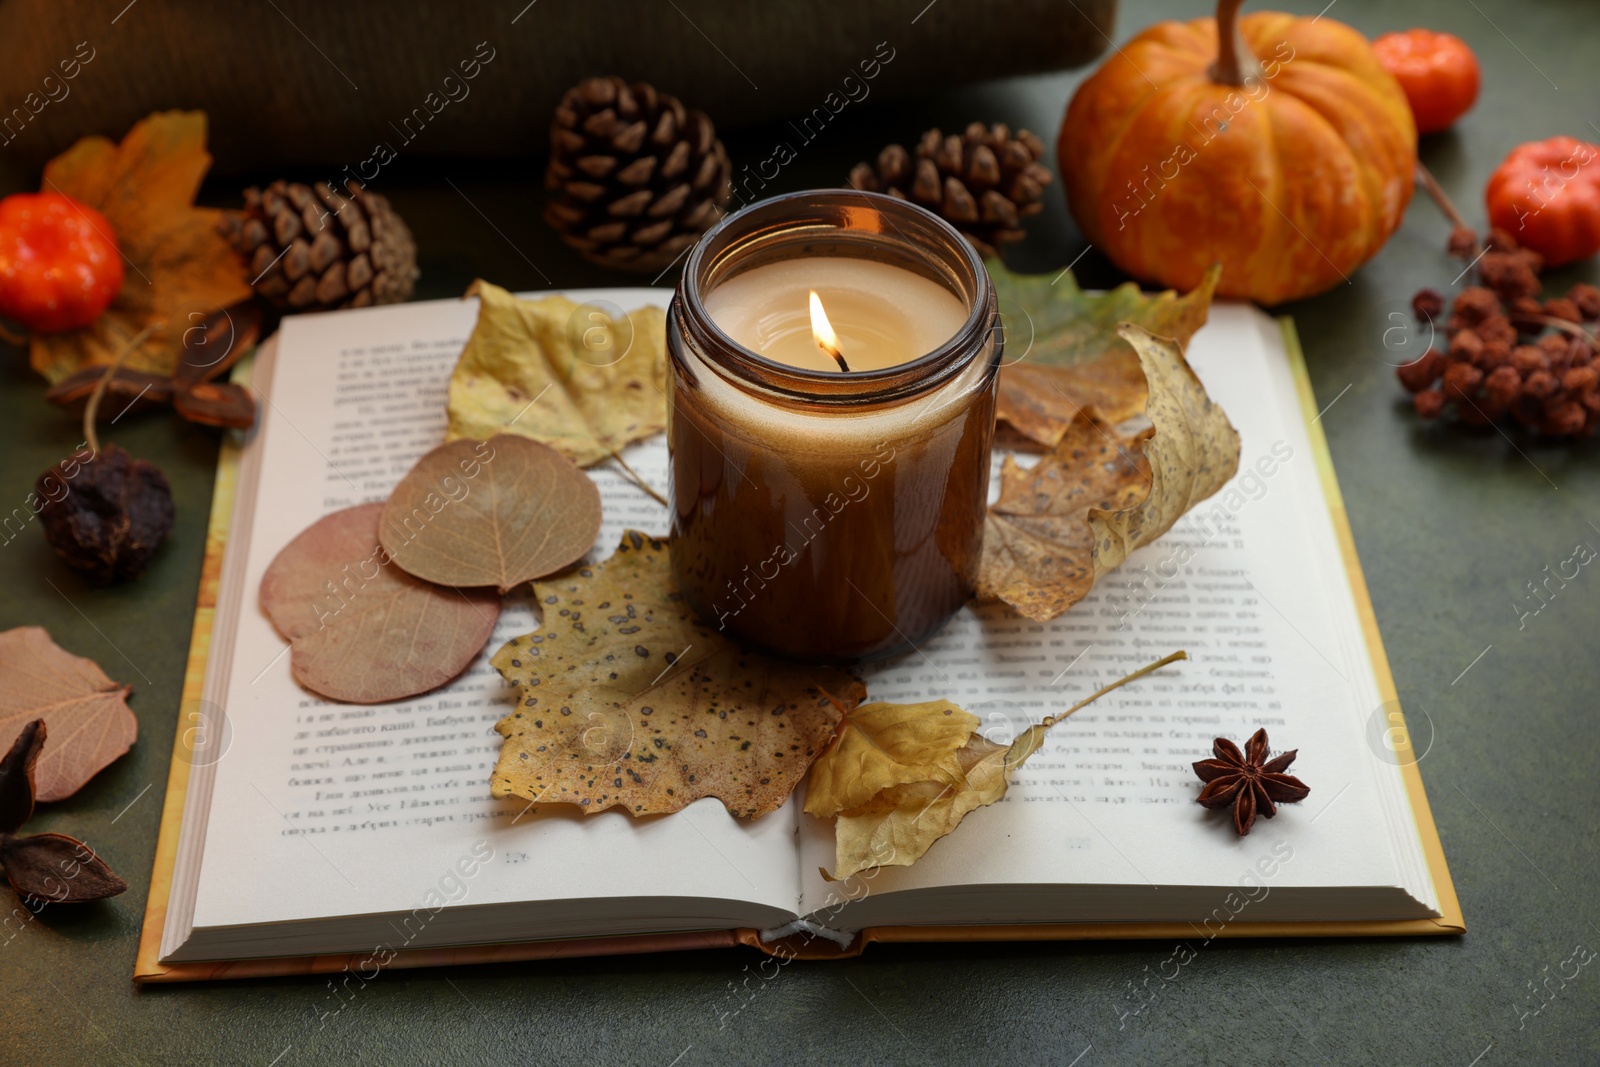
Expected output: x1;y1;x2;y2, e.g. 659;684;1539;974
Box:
1059;0;1417;305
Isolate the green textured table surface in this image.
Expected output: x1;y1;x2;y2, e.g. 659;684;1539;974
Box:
3;1;1598;1064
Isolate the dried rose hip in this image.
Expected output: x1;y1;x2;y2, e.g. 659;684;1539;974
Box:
0;192;124;333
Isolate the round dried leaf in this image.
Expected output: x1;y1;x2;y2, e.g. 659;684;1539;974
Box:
379;435;601;594
260;504;500;704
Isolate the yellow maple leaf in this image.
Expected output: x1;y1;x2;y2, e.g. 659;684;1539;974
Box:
815;652;1186;881
446;280;667;467
491;531;864;819
29;111;253;384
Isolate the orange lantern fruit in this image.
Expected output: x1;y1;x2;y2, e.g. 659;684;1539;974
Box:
1059;0;1417;305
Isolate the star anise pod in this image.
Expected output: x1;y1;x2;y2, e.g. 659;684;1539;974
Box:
1193;728;1309;836
0;721;127;905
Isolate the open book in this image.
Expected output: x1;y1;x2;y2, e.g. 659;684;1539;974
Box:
136;288;1461;981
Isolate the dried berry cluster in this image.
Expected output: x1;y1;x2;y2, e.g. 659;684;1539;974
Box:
1399;226;1600;437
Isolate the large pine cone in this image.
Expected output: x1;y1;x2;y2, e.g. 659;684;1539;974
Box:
848;124;1053;257
545;76;732;273
220;180;419;313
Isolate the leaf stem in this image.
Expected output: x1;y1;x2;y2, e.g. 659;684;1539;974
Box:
607;446;668;507
1040;649;1188;728
83;323;161;456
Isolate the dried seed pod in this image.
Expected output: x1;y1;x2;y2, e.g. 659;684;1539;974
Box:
37;444;174;585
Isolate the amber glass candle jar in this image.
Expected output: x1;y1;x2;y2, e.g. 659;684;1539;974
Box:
667;190;1001;662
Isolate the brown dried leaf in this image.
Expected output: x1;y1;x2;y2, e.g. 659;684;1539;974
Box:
0;627;136;802
976;325;1241;621
380;435;601;594
992;261;1219;449
446;281;668;467
817;653;1185;880
0;832;127;903
260;503;501;704
491;532;864;819
30;111;253;384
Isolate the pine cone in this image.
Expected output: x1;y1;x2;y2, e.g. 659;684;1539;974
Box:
848;124;1053;257
544;76;732;273
219;180;419;313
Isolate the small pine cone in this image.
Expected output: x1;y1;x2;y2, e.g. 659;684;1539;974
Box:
544;77;731;273
220;180;418;313
848;123;1053;257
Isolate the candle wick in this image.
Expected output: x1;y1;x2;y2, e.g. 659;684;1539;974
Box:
819;339;851;373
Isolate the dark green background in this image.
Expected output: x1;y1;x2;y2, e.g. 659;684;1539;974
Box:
2;1;1597;1064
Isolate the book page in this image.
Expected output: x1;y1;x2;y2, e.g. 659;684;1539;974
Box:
796;306;1438;924
183;292;800;950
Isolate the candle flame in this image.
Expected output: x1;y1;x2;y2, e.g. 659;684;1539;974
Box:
808;290;850;372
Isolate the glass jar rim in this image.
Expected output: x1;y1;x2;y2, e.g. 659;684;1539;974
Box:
674;189;997;405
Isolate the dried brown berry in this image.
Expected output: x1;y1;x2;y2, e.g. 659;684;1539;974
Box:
1524;370;1560;400
1448;329;1484;363
1484;365;1522;407
1544;297;1583;324
1447;226;1480;259
1414;387;1447;419
1412;288;1445;321
1486;227;1520;252
1442;361;1483;399
1569;283;1600;320
1476;316;1517;349
1511;345;1548;374
1396;349;1447;393
1453;287;1502;326
1479;252;1540;301
36;445;174;586
1509;296;1546;333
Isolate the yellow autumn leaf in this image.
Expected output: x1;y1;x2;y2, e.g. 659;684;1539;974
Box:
491;531;865;819
446;280;667;467
30;111;253;383
802;699;977;820
816;652;1186;881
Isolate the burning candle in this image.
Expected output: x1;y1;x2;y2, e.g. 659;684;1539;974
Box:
668;190;1001;662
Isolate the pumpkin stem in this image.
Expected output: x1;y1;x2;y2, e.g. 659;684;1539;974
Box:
1209;0;1262;86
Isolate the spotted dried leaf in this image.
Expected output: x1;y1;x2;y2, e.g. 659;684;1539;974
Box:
0;627;136;802
380;435;601;594
446;281;667;467
977;324;1240;621
30;111;253;383
491;531;864;819
260;503;501;704
992;261;1219;449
